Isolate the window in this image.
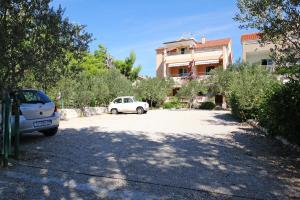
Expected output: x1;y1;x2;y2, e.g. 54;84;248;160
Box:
179;68;188;77
19;90;51;104
206;66;215;75
261;59;273;66
113;98;122;104
180;48;186;54
124;98;133;103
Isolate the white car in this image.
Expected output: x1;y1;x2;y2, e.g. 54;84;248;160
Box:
108;96;149;114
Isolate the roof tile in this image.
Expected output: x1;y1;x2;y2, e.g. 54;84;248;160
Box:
241;32;262;42
195;38;231;49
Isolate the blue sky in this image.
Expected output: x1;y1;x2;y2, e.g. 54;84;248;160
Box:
52;0;254;76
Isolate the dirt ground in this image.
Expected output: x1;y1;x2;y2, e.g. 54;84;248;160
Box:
0;110;299;200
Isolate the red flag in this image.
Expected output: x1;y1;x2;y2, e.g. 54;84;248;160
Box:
188;60;194;69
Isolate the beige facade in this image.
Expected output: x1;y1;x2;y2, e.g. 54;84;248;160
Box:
241;33;275;68
156;37;233;87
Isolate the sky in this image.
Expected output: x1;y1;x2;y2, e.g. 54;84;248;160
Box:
52;0;255;76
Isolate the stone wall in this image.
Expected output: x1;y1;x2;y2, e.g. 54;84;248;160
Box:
60;107;107;120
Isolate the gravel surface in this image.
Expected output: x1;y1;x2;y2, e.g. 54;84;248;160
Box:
0;110;299;200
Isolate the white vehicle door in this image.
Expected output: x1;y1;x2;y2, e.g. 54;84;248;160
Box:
112;98;123;112
123;97;135;112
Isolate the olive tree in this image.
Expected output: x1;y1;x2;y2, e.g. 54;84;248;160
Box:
135;78;173;108
0;0;91;93
176;80;207;109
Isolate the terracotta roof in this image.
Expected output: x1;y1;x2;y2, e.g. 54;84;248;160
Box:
241;32;262;42
195;38;231;49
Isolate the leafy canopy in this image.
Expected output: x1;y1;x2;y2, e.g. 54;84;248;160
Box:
135;78;173;107
176;80;207;109
114;51;142;81
0;0;92;92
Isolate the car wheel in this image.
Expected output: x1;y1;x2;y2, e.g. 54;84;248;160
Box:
137;107;144;114
111;108;118;114
42;127;58;137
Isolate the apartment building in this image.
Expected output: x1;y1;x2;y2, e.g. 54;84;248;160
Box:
241;32;275;69
156;37;232;86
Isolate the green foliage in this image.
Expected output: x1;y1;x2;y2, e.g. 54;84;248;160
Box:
79;45;110;75
101;69;134;104
114;51;142;81
176;80;207;109
0;0;92;93
234;0;300;144
208;63;280;121
234;0;300;65
47;77;77;108
207;67;233;97
48;69;133;110
135;78;174;107
259;77;300;145
163;102;175;109
163;97;181;109
229;64;279;120
199;102;216;110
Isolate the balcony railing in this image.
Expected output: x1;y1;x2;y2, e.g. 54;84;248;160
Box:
167;51;191;56
169;72;212;77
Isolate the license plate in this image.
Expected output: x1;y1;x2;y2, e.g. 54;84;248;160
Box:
33;120;52;128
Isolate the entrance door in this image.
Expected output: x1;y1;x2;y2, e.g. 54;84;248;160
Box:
215;95;223;106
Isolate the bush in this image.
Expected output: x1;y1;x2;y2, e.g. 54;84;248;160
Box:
259;79;300;145
163;102;175;109
227;64;279;121
176;80;207;109
48;69;133;109
199;102;215;110
134;78;174;108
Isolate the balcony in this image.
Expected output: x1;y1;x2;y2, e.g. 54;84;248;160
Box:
165;53;193;64
170;73;211;87
165;50;223;65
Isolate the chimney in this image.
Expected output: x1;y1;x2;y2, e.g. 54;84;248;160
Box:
201;36;206;44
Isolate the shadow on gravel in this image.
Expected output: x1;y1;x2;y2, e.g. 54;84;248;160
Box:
10;114;300;200
205;112;240;126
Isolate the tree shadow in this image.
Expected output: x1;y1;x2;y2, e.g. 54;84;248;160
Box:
9;123;299;199
213;113;240;123
204;112;241;126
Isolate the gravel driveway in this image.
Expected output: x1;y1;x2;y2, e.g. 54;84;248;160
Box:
0;110;299;200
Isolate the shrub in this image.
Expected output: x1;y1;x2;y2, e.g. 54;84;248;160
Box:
47;69;133;109
134;78;174;108
163;97;184;109
199;102;215;110
163;102;174;109
259;79;300;145
176;80;207;109
228;64;279;121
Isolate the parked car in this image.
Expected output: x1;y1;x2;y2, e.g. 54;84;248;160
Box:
108;96;149;114
0;89;60;136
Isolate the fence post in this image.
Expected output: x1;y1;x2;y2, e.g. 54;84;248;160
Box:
1;98;4;166
14;97;20;159
3;92;11;167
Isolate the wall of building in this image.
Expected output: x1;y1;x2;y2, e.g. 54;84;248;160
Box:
156;50;164;77
242;40;274;63
168;66;191;76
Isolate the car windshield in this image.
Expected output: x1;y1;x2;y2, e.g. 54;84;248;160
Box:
19;90;52;104
132;97;137;102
